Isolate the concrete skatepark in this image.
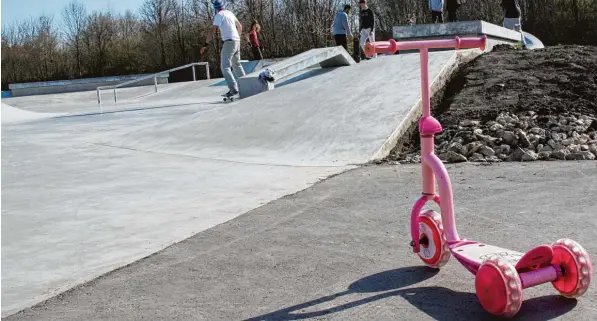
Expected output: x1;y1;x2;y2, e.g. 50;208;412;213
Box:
2;21;595;320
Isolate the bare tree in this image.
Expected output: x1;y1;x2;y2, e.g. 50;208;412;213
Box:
3;0;597;90
140;0;176;68
82;10;116;76
62;0;87;77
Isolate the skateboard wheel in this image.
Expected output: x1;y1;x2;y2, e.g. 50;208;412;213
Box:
416;210;450;268
551;238;593;298
475;256;523;317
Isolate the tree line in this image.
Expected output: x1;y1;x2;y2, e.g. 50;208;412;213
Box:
2;0;596;91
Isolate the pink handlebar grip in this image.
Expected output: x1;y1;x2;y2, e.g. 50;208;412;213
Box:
456;35;487;51
364;39;397;57
363;35;487;57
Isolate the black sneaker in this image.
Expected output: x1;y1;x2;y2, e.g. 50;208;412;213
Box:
223;90;239;97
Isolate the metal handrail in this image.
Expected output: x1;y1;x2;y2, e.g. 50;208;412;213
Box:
97;62;210;104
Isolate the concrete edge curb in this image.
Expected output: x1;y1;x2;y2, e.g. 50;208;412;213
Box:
370;49;484;162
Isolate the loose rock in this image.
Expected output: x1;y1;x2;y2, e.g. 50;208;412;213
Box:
566;151;596;160
538;151;551;160
446;151;467;163
521;150;539;161
469;153;485;162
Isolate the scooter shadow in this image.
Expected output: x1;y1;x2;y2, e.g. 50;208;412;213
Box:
243;266;577;321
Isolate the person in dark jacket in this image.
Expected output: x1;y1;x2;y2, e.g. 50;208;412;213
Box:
247;20;263;60
446;0;461;22
358;0;376;58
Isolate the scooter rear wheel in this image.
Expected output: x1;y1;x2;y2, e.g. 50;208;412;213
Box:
416;210;450;268
551;238;593;298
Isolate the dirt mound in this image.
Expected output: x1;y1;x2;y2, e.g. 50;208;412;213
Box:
388;45;597;163
490;43;517;52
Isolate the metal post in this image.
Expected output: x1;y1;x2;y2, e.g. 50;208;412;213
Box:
154;76;158;92
192;65;196;81
97;88;101;104
205;63;210;79
113;88;117;103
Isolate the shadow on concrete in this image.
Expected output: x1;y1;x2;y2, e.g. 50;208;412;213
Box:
243;266;577;321
275;68;337;88
52;102;204;119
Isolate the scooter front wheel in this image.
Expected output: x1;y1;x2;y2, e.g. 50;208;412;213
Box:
475;256;523;317
416;210;450;268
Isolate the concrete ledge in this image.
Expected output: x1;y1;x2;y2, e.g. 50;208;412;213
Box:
9;74;169;97
393;20;522;42
371;48;484;162
392;20;527;54
238;47;355;99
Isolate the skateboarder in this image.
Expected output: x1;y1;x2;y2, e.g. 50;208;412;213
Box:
331;4;353;51
358;0;376;59
200;0;246;98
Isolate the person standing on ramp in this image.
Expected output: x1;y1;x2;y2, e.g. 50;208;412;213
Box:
331;4;353;51
200;0;246;98
358;0;376;59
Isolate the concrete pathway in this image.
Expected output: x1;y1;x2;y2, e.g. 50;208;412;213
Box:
4;162;596;321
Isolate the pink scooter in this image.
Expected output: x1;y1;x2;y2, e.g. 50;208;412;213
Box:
364;37;593;317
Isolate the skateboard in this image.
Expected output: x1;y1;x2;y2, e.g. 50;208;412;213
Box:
352;37;361;63
223;95;239;102
222;93;240;102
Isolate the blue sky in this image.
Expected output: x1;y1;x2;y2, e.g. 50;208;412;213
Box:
1;0;145;27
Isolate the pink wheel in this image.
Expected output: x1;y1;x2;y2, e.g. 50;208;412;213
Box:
475;256;523;317
551;238;593;298
416;210;450;268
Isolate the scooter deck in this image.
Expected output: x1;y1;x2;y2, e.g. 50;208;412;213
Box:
448;240;554;275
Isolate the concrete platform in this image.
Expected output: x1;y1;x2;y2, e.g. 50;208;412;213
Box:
238;47;355;99
4;162;596;321
2;47;482;317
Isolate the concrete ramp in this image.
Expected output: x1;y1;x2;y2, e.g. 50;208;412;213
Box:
238;46;355;99
522;31;545;49
102;49;481;167
1;103;66;124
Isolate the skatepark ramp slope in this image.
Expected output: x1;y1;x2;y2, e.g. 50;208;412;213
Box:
100;48;482;167
1;103;66;124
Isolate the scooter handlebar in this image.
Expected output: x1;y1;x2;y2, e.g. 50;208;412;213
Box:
363;35;487;57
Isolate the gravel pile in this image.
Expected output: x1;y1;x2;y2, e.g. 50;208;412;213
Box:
387;45;597;164
398;111;597;163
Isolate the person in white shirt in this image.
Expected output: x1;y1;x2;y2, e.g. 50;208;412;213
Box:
200;0;246;97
